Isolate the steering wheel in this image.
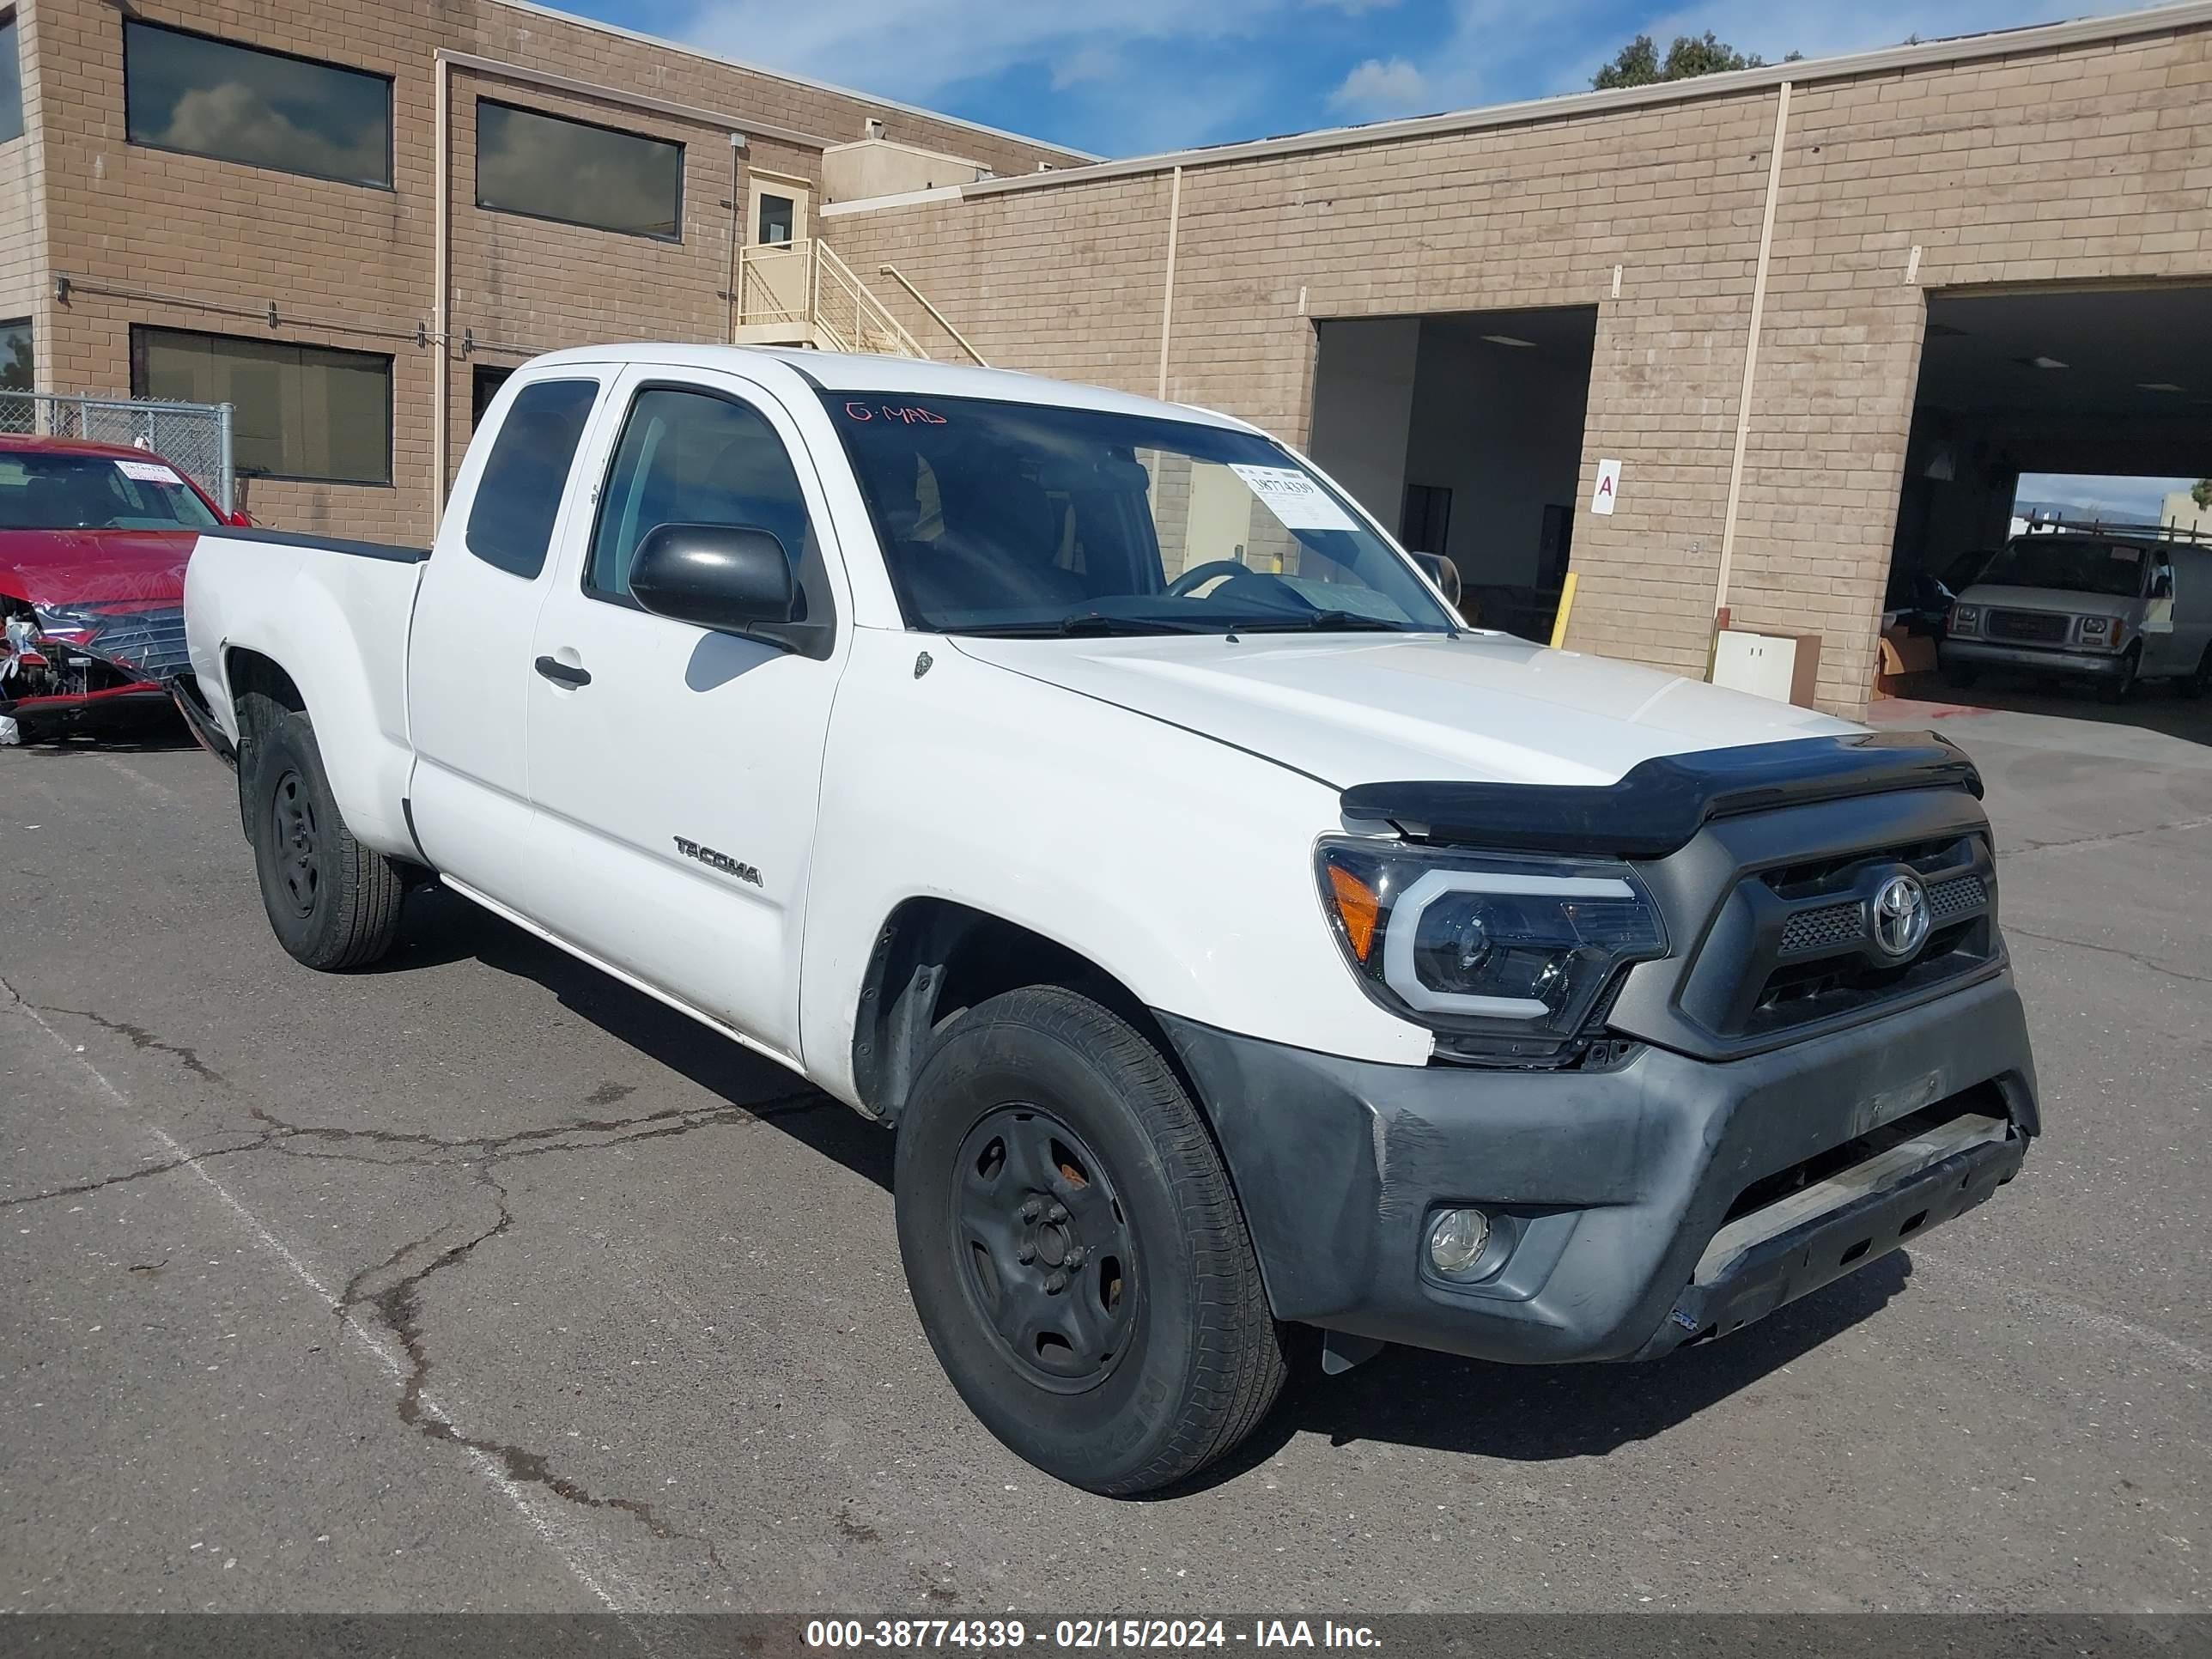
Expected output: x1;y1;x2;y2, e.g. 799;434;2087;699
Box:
1166;558;1297;602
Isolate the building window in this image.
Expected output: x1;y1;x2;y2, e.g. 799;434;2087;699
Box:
475;100;683;240
757;193;795;246
1;316;29;392
133;326;392;486
465;379;599;580
1;10;25;148
122;21;392;188
471;364;516;428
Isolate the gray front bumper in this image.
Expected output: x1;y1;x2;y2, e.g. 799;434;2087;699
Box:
1158;973;2037;1365
1942;638;2126;678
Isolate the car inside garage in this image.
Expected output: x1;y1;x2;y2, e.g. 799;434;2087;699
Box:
1887;283;2212;710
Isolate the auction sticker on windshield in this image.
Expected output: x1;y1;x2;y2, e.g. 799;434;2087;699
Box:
115;459;185;485
1229;464;1359;532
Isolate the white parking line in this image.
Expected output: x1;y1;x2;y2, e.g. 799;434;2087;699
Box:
5;986;660;1627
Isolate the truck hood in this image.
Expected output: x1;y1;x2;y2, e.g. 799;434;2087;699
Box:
0;528;197;611
1954;583;2137;620
951;631;1856;788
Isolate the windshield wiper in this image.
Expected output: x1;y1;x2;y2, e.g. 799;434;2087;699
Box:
1223;610;1412;634
948;611;1199;638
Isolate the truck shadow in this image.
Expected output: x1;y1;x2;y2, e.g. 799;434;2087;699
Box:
394;886;1909;1486
1176;1255;1911;1491
389;884;897;1190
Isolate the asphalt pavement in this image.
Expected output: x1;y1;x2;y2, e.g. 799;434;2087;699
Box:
2;691;2207;1613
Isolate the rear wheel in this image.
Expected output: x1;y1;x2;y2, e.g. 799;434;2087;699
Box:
894;985;1285;1495
240;692;406;970
2181;644;2212;701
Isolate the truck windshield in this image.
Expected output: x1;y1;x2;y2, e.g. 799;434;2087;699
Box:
823;392;1455;636
0;450;221;532
1977;538;2148;599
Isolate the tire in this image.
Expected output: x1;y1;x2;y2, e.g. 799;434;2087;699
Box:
894;985;1286;1495
239;691;406;970
2099;643;2142;704
2181;644;2212;701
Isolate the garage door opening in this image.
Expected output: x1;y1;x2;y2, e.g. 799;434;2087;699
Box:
1308;307;1597;641
1887;283;2212;729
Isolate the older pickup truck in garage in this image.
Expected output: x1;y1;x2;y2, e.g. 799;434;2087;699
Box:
176;345;2039;1494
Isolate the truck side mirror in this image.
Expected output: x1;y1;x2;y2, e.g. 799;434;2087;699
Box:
629;523;796;636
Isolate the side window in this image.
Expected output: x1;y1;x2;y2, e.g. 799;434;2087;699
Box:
463;378;599;579
586;386;815;616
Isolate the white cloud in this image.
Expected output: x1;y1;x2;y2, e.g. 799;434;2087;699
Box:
1051;45;1119;90
1328;56;1431;117
679;0;1279;111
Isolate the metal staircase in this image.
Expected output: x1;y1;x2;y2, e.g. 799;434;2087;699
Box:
733;237;929;359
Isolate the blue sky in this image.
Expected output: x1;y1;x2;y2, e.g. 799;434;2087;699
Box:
572;0;2182;157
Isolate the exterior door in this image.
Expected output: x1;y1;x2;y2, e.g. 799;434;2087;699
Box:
744;175;812;325
404;371;606;903
518;366;847;1062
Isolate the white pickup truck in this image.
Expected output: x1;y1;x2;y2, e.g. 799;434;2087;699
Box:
177;345;2038;1494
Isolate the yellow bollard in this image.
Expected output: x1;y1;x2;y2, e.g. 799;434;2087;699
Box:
1548;572;1579;649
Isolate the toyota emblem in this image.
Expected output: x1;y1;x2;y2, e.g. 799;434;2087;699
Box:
1871;873;1932;960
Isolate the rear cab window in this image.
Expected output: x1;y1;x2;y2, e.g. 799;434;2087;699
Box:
463;379;601;579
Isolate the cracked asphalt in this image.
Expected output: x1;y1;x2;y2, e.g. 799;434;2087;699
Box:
3;695;2207;1613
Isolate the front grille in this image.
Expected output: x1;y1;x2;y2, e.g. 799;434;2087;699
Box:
1700;832;1998;1039
1779;902;1862;956
82;605;188;680
1985;608;2069;644
1928;873;1985;923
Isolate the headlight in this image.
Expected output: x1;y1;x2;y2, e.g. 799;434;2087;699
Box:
1318;838;1668;1053
1949;604;1981;635
2075;615;2118;647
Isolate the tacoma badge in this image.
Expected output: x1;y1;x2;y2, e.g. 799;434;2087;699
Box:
673;836;763;886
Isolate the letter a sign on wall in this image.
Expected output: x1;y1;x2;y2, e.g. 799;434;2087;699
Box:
1590;459;1622;517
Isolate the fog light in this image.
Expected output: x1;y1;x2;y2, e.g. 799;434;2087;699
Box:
1426;1207;1492;1277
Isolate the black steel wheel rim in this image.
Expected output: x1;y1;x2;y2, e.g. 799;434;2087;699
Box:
951;1105;1139;1394
270;769;322;920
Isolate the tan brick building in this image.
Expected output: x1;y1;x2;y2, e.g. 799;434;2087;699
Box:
5;0;2211;714
0;0;1084;541
818;3;2212;714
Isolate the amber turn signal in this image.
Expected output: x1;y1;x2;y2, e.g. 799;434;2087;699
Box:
1327;863;1381;962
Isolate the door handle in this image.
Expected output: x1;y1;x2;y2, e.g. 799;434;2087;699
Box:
534;655;592;688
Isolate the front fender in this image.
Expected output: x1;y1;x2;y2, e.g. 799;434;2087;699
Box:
798;629;1431;1103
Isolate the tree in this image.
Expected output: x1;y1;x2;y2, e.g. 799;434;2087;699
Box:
2194;478;2212;510
1593;31;1801;90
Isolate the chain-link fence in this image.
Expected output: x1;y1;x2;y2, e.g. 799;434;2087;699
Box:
0;391;236;512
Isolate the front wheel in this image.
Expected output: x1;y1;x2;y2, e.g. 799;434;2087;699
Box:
240;692;407;970
2099;643;2142;704
894;986;1286;1495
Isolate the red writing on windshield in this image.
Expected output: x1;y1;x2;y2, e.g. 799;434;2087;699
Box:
844;402;946;424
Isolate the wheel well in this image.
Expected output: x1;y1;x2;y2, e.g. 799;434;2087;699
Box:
854;900;1187;1124
223;650;306;836
225;649;306;720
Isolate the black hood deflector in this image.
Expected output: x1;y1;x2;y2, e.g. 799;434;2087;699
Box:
1340;731;1983;860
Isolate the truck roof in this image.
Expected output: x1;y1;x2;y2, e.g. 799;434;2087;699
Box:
520;343;1264;434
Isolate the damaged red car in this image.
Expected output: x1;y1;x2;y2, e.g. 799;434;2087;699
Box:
0;433;247;744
